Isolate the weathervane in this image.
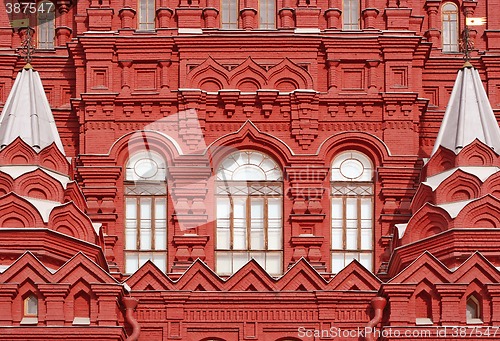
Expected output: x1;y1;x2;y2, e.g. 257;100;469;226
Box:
461;15;486;62
20;26;35;64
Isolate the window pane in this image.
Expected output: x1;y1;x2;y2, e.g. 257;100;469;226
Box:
359;253;373;270
126;198;137;219
217;221;231;249
217;197;231;219
250;198;265;250
332;228;343;249
346;198;357;219
331;198;343;218
267;224;282;250
345;228;358;250
265;252;282;275
332;253;345;273
360;198;372;218
216;252;232;274
155;226;166;250
26;296;38;315
233;253;249;272
140;226;152;250
125;253;138;274
233;198;247;250
140;198;152;219
152;254;166;272
361;229;372;250
125;228;137;250
250;252;265;268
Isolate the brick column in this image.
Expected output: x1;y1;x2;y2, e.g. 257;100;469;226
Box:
38;284;70;326
0;284;18;326
92;284;123;326
435;284;467;325
381;284;415;326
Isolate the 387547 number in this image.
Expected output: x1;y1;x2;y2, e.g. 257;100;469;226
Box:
5;2;54;14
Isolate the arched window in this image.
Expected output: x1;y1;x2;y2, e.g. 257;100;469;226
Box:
138;0;155;30
37;1;55;49
415;291;433;325
124;151;167;273
331;151;374;273
342;0;360;30
221;0;238;29
259;0;275;29
466;295;482;324
216;150;283;276
442;2;459;53
21;294;38;324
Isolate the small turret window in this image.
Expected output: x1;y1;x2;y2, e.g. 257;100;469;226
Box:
21;294;38;324
466;296;482;324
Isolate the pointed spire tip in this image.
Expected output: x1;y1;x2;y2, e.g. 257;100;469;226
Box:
23;63;33;70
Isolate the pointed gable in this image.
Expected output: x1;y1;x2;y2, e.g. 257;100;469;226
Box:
0;66;65;155
388;252;450;284
326;260;381;291
277;258;327;291
451;252;500;284
125;261;175;291
175;259;224;291
0;251;53;283
431;64;500;156
225;259;276;291
53;252;116;284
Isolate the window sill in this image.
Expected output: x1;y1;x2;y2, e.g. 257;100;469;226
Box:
20;317;38;325
415;318;433;325
73;317;91;325
467;318;483;325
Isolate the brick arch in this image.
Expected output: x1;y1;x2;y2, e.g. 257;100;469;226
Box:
268;58;313;89
457;139;499;167
15;168;65;201
401;205;451;245
38;143;70;174
49;202;97;243
411;184;435;212
434;170;482;204
0;172;14;196
208;120;294;168
199;78;224;92
319;131;392;168
425;146;456;177
453;195;500;228
482;173;500;198
108;130;184;168
0;193;45;227
0;137;37;166
229;58;267;89
236;78;261;91
187;57;230;89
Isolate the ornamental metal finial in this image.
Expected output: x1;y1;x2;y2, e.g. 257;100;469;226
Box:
20;26;35;65
460;22;474;62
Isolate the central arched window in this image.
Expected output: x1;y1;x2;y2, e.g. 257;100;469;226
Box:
331;151;374;273
124;151;167;273
342;0;360;30
21;294;38;324
216;150;283;276
221;0;238;29
37;1;55;49
138;0;155;30
442;2;459;53
259;0;275;29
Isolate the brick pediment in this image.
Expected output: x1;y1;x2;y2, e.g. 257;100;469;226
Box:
326;260;381;291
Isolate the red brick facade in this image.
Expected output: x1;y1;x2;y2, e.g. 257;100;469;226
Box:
1;0;500;339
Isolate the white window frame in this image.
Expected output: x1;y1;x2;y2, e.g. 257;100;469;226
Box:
442;2;459;53
331;151;374;273
215;150;283;276
138;0;156;31
37;1;55;49
124;151;167;274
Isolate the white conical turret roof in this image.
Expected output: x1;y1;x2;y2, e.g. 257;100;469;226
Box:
431;63;500;156
0;65;65;155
